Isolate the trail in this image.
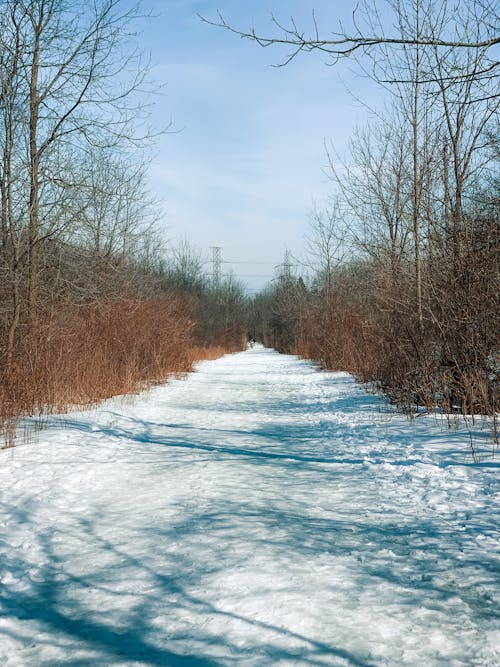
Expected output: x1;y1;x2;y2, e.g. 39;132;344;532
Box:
0;345;498;666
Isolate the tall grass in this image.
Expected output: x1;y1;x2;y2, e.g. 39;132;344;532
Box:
0;295;227;445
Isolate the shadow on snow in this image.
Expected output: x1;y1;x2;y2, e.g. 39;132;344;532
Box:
0;496;380;666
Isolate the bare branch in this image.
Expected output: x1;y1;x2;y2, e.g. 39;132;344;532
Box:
199;10;500;65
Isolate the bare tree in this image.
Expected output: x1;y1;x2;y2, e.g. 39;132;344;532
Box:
165;237;206;295
304;200;346;299
0;2;29;362
222;0;499;427
327;113;414;278
70;148;157;259
0;0;151;326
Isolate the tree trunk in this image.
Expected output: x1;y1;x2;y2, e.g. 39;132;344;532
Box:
28;23;41;327
412;10;424;338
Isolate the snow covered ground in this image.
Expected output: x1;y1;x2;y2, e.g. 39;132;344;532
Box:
0;345;499;666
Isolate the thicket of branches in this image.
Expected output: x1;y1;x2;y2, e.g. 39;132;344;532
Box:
248;0;499;436
0;0;247;444
161;238;248;351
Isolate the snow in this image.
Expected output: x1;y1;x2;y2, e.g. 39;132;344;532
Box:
0;344;499;666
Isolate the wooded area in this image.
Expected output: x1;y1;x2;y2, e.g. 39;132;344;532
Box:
1;0;498;445
245;0;499;435
0;0;247;443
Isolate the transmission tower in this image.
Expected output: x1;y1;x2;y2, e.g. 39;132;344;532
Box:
281;249;292;283
210;246;222;289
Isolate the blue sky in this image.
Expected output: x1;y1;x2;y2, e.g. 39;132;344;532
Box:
136;1;381;290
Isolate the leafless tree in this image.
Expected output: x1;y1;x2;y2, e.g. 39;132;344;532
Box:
304;199;346;299
327;113;414;278
224;0;499;427
165;237;206;295
0;0;152;328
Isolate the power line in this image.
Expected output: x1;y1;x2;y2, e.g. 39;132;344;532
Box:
228;273;274;278
221;260;278;265
201;260;278;266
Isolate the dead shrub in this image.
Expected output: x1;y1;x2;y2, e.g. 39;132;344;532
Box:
0;295;199;444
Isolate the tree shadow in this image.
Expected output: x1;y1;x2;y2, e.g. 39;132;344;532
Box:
3;351;497;663
2;483;497;664
0;497;378;666
40;412;500;471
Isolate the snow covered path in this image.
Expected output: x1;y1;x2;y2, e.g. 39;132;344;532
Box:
1;346;499;666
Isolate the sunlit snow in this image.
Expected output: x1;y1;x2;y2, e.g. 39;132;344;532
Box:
1;345;498;666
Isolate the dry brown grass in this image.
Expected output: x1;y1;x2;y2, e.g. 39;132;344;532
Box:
0;295;238;446
296;300;377;379
187;346;228;363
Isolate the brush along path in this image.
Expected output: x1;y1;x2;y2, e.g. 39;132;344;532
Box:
0;345;498;666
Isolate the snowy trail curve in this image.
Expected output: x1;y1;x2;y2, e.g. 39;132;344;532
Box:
0;346;499;666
